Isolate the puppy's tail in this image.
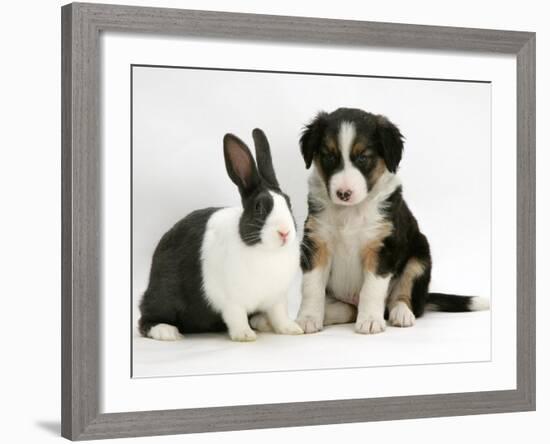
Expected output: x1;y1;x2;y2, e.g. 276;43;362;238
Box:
426;293;489;312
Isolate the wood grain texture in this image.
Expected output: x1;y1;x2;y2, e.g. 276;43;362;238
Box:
61;4;73;438
76;2;531;53
61;2;536;440
75;389;532;440
62;3;101;440
516;34;536;410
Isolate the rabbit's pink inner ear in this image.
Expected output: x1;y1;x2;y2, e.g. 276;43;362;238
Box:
228;144;253;187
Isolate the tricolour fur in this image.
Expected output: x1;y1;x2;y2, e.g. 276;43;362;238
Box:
139;129;303;342
296;108;489;334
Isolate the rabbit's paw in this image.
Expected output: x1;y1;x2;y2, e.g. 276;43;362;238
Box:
148;323;184;341
229;327;257;342
274;320;304;335
249;313;273;332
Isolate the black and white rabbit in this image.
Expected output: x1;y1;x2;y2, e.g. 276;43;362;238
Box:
138;129;303;342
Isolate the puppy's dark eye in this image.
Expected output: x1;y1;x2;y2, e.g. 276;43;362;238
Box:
355;153;371;165
321;150;337;163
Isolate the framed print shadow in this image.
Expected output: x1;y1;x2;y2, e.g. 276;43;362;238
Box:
61;2;536;441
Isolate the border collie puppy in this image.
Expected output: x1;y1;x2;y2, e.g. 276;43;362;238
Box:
295;108;488;334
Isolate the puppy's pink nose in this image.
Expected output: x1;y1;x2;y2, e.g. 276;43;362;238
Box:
336;189;353;202
278;230;289;241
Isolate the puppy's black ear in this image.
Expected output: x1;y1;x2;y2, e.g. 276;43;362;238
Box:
224;133;261;197
300;112;328;169
376;115;404;173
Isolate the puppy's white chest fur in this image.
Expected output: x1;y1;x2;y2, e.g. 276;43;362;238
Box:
326;205;384;305
310;170;401;305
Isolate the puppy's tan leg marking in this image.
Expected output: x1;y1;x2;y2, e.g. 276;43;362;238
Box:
360;221;393;274
297;260;331;333
387;258;425;327
355;273;391;334
324;297;357;326
355;223;394;334
296;216;332;334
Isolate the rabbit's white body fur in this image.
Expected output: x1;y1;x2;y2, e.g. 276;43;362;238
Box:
201;193;301;341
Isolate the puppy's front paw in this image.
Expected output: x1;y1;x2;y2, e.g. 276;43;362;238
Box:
355;316;386;334
274;321;304;335
296;316;323;334
229;327;257;342
389;302;415;327
148;323;184;341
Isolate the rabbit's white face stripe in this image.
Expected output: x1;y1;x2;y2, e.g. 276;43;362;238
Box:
329;122;368;206
261;192;296;248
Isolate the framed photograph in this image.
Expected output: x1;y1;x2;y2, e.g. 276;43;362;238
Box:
61;2;535;440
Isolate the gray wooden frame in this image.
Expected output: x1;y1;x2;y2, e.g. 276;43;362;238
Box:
61;2;536;440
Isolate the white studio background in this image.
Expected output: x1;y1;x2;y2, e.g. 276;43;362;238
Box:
132;66;491;327
1;1;547;444
110;36;504;402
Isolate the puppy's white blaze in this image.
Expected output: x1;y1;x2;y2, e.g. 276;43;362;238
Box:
330;121;367;205
338;121;356;159
469;297;490;311
261;192;296;247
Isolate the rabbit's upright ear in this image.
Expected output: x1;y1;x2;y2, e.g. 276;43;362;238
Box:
224;134;261;196
252;128;279;189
